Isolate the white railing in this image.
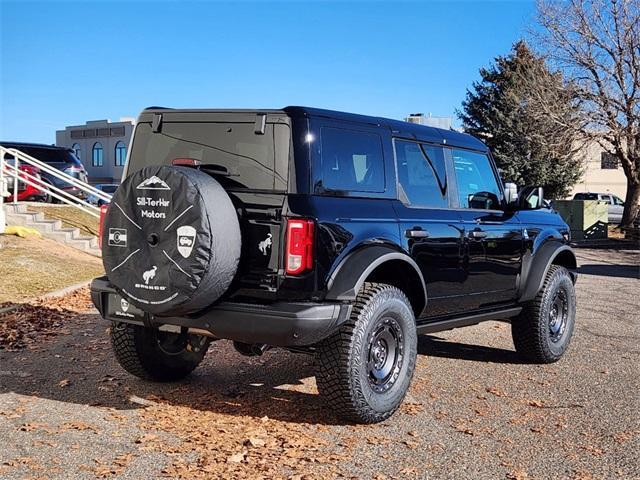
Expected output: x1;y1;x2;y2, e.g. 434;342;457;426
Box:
0;146;113;227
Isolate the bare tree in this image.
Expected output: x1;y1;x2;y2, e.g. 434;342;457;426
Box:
535;0;640;226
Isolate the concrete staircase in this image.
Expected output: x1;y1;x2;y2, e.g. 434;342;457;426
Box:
4;203;101;257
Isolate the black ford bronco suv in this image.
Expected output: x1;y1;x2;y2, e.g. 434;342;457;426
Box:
91;106;577;424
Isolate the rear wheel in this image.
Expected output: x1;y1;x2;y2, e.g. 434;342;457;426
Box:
38;178;53;204
111;322;210;382
315;283;417;424
512;265;576;363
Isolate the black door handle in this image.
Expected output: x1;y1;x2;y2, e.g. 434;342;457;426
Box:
405;228;429;239
469;229;488;239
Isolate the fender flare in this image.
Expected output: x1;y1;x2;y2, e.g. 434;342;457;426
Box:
518;243;577;303
325;245;428;315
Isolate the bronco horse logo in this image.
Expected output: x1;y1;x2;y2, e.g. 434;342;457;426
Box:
143;266;157;285
258;233;272;256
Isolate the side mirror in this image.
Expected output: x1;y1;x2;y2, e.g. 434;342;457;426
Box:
519;186;544;210
504;182;519;206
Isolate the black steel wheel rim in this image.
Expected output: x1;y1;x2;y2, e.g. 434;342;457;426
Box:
548;288;569;343
367;317;404;393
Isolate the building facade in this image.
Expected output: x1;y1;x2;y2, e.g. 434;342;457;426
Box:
56;118;134;184
405;113;453;130
570;141;627;200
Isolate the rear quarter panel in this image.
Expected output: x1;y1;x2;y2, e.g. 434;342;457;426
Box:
281;194;401;301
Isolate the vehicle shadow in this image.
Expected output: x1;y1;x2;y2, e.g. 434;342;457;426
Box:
417;334;524;364
577;263;640;279
0;311;529;425
0;313;345;425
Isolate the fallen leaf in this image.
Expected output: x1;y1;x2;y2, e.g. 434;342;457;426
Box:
245;437;266;448
227;451;246;463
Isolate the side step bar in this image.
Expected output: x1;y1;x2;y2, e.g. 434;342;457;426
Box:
416;307;522;335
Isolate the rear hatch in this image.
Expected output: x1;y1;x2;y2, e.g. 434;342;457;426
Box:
13;146;88;186
126;109;292;301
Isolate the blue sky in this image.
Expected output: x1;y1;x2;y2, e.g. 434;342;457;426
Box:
0;0;535;143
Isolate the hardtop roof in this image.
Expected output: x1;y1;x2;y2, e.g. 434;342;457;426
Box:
141;105;488;152
0;141;69;150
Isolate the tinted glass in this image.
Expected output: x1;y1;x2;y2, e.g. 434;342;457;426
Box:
15;147;81;166
128;121;289;190
102;185;118;194
613;196;624;205
320;127;385;193
574;193;598;200
395;140;447;208
452;149;502;209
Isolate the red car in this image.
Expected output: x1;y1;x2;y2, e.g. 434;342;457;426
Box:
2;163;47;202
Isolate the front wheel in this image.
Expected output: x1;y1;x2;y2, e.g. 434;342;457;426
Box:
512;265;576;363
111;323;210;382
315;283;417;424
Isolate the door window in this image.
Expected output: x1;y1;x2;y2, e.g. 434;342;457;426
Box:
613;195;625;206
452;149;502;209
395;140;448;208
319;127;385;193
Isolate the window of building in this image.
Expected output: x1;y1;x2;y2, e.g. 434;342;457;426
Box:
601;152;619;169
71;143;81;160
395;140;448;208
115;141;127;167
452;149;502;209
319;127;385;193
92;142;104;167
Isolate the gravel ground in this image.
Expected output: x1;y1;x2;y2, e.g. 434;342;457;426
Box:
0;248;638;479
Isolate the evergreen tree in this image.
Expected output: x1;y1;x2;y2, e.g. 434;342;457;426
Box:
458;41;584;199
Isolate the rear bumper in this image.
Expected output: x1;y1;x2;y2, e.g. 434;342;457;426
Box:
90;277;352;347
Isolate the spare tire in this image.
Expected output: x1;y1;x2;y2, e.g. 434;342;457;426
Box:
101;165;240;316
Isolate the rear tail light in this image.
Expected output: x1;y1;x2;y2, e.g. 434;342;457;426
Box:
98;204;109;249
285;218;314;275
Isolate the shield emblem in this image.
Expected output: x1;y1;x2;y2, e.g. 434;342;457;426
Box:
177;225;196;258
120;298;129;312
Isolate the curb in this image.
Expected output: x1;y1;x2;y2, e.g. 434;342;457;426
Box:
0;280;91;316
571;239;640;250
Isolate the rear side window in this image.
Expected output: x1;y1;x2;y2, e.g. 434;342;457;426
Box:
395;140;448;208
452;149;502;210
17;147;80;166
319;127;385;193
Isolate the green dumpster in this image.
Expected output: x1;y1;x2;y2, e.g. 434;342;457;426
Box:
553;200;608;240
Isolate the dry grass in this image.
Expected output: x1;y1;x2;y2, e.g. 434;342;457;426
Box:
0;235;103;303
27;204;99;237
608;225;625;239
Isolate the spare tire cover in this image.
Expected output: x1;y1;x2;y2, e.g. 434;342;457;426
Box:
102;165;241;316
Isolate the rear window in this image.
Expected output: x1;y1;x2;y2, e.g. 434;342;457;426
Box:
3;147;80;166
319;127;385;193
574;193;598;200
127;121;290;191
101;185;118;194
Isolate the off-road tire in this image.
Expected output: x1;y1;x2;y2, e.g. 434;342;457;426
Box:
111;322;210;382
512;265;576;363
315;283;417;424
